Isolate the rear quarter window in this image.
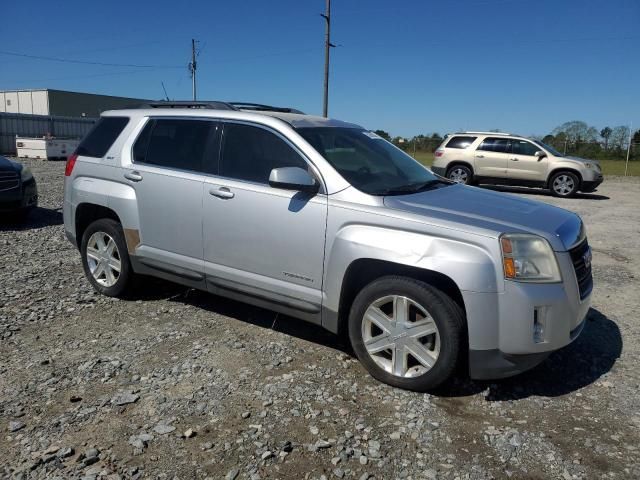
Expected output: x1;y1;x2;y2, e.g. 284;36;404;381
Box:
76;117;129;158
445;136;477;149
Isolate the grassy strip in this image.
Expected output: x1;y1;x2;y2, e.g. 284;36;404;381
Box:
410;151;640;176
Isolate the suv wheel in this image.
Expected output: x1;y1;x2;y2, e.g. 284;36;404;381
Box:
549;171;579;197
81;218;135;297
446;165;472;185
348;276;464;392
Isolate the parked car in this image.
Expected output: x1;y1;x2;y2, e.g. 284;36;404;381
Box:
431;132;604;197
63;102;592;391
0;156;38;220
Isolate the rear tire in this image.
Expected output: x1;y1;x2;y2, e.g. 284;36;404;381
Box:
348;276;464;392
80;218;135;297
446;165;473;185
549;171;579;197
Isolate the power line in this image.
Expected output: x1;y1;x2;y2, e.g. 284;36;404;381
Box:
0;49;184;69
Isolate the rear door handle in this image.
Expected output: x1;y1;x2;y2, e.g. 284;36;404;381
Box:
476;154;484;158
124;171;143;182
209;187;235;199
510;158;519;161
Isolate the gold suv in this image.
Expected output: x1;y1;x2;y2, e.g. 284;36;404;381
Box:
431;132;603;197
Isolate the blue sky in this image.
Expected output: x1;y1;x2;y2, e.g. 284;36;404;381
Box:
1;0;638;137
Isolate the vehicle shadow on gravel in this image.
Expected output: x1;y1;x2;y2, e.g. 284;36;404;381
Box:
434;308;621;400
134;277;352;354
482;185;609;200
0;207;63;231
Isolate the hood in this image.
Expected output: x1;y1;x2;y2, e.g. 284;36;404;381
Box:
564;155;598;165
383;184;582;251
0;156;20;171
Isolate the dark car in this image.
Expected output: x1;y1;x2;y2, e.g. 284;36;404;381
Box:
0;156;38;220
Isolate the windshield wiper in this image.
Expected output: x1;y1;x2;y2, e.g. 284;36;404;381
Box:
375;179;452;196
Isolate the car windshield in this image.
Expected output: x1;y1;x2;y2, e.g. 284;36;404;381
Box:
296;127;448;195
533;139;564;157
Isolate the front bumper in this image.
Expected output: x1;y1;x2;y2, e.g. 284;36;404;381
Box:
581;175;603;192
0;178;37;213
464;251;591;379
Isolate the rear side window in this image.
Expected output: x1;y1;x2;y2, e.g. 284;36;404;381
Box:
445;136;476;149
76;117;129;158
133;118;218;173
220;123;308;184
477;137;510;153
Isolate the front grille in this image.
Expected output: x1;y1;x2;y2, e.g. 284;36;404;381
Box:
0;171;20;192
569;238;593;300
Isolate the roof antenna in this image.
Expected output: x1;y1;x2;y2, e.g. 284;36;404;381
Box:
161;81;170;101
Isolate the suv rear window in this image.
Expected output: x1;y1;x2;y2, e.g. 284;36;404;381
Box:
76;117;129;158
445;136;476;149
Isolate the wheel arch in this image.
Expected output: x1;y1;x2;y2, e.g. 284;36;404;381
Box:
75;203;122;247
445;161;474;176
335;258;466;338
546;167;583;188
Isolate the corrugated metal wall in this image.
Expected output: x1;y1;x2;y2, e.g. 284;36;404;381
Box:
0;112;97;155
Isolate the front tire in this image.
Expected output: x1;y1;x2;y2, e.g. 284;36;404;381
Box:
549;171;579;197
348;276;464;392
446;165;473;185
80;218;135;297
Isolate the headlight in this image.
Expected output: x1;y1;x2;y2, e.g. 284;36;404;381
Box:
20;166;33;182
584;162;594;169
500;234;561;283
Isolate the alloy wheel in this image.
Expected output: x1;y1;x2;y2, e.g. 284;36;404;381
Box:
361;295;440;378
552;174;575;196
448;168;468;184
86;231;121;287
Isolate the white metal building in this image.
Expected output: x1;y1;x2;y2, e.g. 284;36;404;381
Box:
0;89;149;117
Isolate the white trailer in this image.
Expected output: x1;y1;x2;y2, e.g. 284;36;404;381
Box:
15;136;80;160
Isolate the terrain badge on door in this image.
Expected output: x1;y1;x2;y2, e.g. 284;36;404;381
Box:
283;271;313;282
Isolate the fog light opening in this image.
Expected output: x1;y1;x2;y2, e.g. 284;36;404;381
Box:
533;307;547;343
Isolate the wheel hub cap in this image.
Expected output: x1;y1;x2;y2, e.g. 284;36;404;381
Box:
553;175;574;195
361;295;440;378
86;232;121;287
449;168;468;183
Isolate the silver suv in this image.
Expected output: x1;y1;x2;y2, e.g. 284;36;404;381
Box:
63;103;593;391
431;132;604;197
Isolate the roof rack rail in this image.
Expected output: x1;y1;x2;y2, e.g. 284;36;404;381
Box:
229;102;305;114
142;101;238;110
458;131;512;136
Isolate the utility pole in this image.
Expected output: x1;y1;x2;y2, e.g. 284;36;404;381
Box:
625;122;633;177
321;0;332;117
189;39;197;101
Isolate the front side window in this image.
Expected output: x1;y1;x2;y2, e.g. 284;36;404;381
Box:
511;139;540;156
445;136;477;149
220;123;308;184
297;127;445;195
132;118;217;172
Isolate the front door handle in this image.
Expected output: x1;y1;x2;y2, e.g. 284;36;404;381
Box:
124;171;143;182
209;187;235;199
510;158;519;161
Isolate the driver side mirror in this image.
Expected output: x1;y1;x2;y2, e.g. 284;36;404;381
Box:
269;167;319;193
534;150;547;159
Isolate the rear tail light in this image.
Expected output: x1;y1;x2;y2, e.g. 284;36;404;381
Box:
65;153;78;176
434;150;444;157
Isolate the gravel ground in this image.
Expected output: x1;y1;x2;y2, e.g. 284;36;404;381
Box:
1;159;639;480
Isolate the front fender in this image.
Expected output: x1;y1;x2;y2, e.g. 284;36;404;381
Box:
323;224;502;317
